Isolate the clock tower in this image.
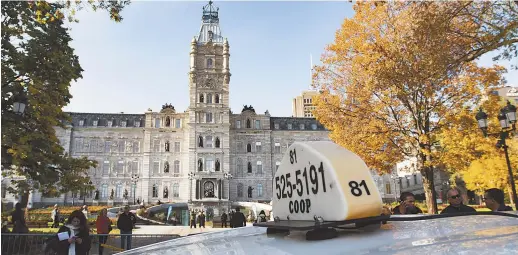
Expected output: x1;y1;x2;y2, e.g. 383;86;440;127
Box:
187;1;232;213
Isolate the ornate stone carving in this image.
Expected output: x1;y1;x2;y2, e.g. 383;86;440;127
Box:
197;73;222;89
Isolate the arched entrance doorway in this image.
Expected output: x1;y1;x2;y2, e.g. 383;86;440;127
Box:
204;181;215;198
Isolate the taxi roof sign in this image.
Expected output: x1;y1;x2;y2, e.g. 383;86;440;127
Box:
272;141;382;222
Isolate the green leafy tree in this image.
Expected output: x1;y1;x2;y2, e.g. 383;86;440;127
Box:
1;1;128;202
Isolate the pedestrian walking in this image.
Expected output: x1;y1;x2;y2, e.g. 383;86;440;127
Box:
96;208;112;255
51;204;61;228
190;211;197;229
117;205;137;250
198;211;206;228
55;210;91;255
221;212;228;228
231;208;246;228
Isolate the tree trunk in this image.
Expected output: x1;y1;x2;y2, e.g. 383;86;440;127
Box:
421;166;438;214
508;187;515;208
20;190;29;208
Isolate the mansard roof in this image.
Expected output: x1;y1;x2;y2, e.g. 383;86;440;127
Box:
67;112;145;127
269;117;328;131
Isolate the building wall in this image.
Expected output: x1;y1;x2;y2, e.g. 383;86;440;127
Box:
292;90;319;118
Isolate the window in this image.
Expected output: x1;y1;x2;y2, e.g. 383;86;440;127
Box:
152;184;158;198
237;159;243;175
207;58;213;68
237;142;243;152
116;184;122;198
79;120;84;126
246;143;252;153
311;123;317;130
164;161;170;173
246;119;251;128
275;162;280;172
101;184;108;198
103;161;110;175
117;160;124;175
131;161;138;174
300;124;305;130
121;121;127;127
215;137;220;148
199;94;204;103
406;178;410;187
134;120;141;127
215;94;220;104
255;120;261;129
256;142;262;152
165;117;171;127
206;158;213;172
173;183;179;198
90;140;97;153
236;120;241;129
175;119;181;128
174;142;180;152
256;161;262;174
237;183;244;197
207;93;213;104
274;123;279;129
153;161;160;174
93;120;98;126
153;140;160;152
414;174;418;185
174;160;180;173
107;120;113;127
385;183;392;194
257;184;263;197
287;123;292;130
133;141;140;153
165;141;170;152
118;141;125;153
155;118;160;128
206;136;213;148
206;112;213;123
274;143;281;153
247;162;252;173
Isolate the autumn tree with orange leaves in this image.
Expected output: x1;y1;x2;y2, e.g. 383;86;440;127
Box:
312;2;517;214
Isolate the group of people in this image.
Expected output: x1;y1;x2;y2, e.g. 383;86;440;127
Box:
219;208;268;228
391;187;513;215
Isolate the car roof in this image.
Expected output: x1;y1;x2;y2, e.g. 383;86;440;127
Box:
119;212;518;255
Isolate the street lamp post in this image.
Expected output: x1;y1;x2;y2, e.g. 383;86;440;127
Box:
131;174;139;205
188;172;196;202
83;181;92;205
475;101;518;211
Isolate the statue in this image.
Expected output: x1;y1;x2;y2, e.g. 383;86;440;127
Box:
215;137;220;148
164;187;169;198
161;103;175;111
198;159;203;171
247;162;252;173
94;190;99;200
123;189;128;200
241;105;256;113
165;117;171;127
198;136;204;147
248;186;254;198
164;161;170;173
110;189;114;200
165;141;170;152
215;159;220;171
215;94;220;104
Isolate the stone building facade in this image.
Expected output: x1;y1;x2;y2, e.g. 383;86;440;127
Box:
2;2;331;212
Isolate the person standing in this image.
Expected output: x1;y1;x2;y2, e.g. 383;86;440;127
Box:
117;205;136;250
198;211;206;228
82;205;89;219
221;212;228;228
440;187;476;214
51;204;61;228
96;208;112;255
11;203;28;233
190;211;197;229
484;188;513;211
231;208;246;228
229;210;234;228
56;210;91;255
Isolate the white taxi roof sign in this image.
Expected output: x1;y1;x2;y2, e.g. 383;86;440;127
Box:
272;141;382;222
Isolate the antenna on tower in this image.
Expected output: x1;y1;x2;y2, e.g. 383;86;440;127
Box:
310;54;314;90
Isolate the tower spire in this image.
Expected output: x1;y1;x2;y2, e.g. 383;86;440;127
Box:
310;54;314;91
198;1;223;44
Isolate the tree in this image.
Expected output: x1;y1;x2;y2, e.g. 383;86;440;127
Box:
312;2;507;214
1;1;128;200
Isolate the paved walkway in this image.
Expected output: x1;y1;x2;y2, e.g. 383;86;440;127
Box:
133;223;254;236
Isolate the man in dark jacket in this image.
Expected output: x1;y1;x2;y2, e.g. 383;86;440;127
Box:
441;187;476;214
190;211;197;228
221;212;228;228
117;206;136;250
392;192;423;215
198;211;206;228
484;188;513;212
231;208;247;228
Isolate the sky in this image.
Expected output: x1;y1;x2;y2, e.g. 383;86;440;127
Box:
64;1;517;117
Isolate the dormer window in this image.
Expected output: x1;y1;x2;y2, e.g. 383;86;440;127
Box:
121;120;127;127
79;120;84;126
93;120;98;127
207;58;213;68
107;120;113;127
134;120;141;127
